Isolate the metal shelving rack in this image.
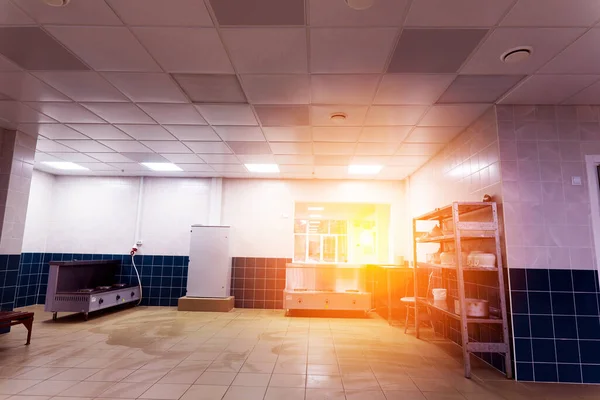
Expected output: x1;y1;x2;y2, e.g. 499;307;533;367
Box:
412;201;512;379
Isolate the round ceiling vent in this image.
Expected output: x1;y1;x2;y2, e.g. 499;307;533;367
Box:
345;0;375;10
42;0;70;6
501;47;532;64
330;112;347;123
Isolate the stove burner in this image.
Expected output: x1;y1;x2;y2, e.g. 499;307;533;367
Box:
112;283;126;288
96;286;111;290
77;288;94;293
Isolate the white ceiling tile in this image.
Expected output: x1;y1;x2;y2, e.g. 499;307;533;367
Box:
311;75;380;105
99;140;152;153
67;124;132;140
18;123;87;140
35;139;77;153
374;74;455;105
388;155;431;166
55;140;114;152
314;155;351;165
378;166;414;179
351;155;392;165
312;127;362;142
179;164;213;172
354;142;398;156
221;28;308;73
108;162;147;171
138;104;206;125
404;126;464;143
241;75;310;104
274;155;313;165
210;164;246;173
132;27;233;73
500;75;600;104
115;124;175;140
0;55;19;71
214;126;265;142
313;142;356;155
194;104;257;125
34;152;61;162
542;29;600;74
314;166;349;177
157;153;202;164
419;104;490;126
197;154;238;163
77;162;118;171
48;152;100;163
269;142;312;155
262;127;312;142
236;154;276;164
359;127;412;142
309;0;409;27
87;152;136;163
164;125;219;141
0;72;69;101
26;102;105;123
405;0;513;26
0;101;54;123
81;103;153;124
184;141;232;154
365;106;428;125
278;165;314;174
140;141;191;153
15;0;122;25
311;105;368;126
103;73;188;103
501;0;600;27
34;72;128;102
0;0;36;25
106;0;213;26
462;28;585;74
46;26;161;72
310;28;397;73
563;80;600;104
396;143;445;156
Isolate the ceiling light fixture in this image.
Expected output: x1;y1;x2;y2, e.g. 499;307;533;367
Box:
329;112;347;124
308;206;324;211
42;161;88;171
309;220;320;224
348;165;383;174
345;0;374;10
501;46;532;64
42;0;71;6
141;162;182;172
309;214;322;219
245;164;280;173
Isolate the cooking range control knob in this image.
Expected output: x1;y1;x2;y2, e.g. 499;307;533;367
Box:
131;291;135;297
99;298;104;304
116;294;121;301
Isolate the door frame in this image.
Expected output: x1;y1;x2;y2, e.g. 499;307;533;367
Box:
585;155;600;278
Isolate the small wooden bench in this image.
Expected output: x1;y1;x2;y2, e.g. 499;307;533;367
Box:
0;311;34;345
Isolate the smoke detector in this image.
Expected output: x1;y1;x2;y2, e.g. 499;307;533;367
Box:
345;0;374;10
330;112;347;123
42;0;70;6
501;47;532;64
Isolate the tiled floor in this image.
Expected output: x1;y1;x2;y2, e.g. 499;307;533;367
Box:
0;306;598;400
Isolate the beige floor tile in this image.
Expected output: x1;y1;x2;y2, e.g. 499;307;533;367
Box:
179;385;228;400
0;379;41;395
58;382;113;398
222;386;266;400
122;369;170;383
273;362;307;375
342;375;380;390
45;357;89;368
384;391;427;400
0;367;35;379
20;380;78;396
307;364;340;375
86;369;134;382
51;397;93;400
231;373;271;387
305;388;346;400
97;382;154;398
141;360;181;371
139;383;191;400
14;368;68;380
344;390;387;400
264;387;305;400
4;396;51;400
194;372;236;386
412;379;457;393
158;369;204;384
49;368;101;381
76;359;115;369
423;392;467;400
176;360;211;370
307;375;344;389
205;361;243;373
240;362;275;374
186;352;221;361
269;374;306;388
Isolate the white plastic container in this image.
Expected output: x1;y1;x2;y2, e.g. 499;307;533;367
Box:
432;288;447;301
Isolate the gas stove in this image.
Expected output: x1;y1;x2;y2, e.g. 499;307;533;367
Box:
76;284;130;294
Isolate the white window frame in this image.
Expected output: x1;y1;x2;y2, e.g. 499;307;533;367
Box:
294;220;348;263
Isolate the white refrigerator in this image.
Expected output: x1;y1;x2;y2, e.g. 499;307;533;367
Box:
186;225;231;298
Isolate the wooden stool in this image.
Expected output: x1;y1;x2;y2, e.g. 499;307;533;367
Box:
0;311;34;345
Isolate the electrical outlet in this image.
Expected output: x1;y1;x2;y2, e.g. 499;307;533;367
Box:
136;240;143;246
571;176;582;186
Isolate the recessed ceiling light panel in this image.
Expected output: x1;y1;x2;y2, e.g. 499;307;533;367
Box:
42;161;88;171
329;112;347;124
345;0;374;10
43;0;71;6
141;162;182;172
348;165;383;174
501;46;532;64
245;164;280;173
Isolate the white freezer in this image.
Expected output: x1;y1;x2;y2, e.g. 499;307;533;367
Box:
186;225;231;298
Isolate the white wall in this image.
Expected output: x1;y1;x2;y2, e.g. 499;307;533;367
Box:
22;170;55;253
221;179;407;259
